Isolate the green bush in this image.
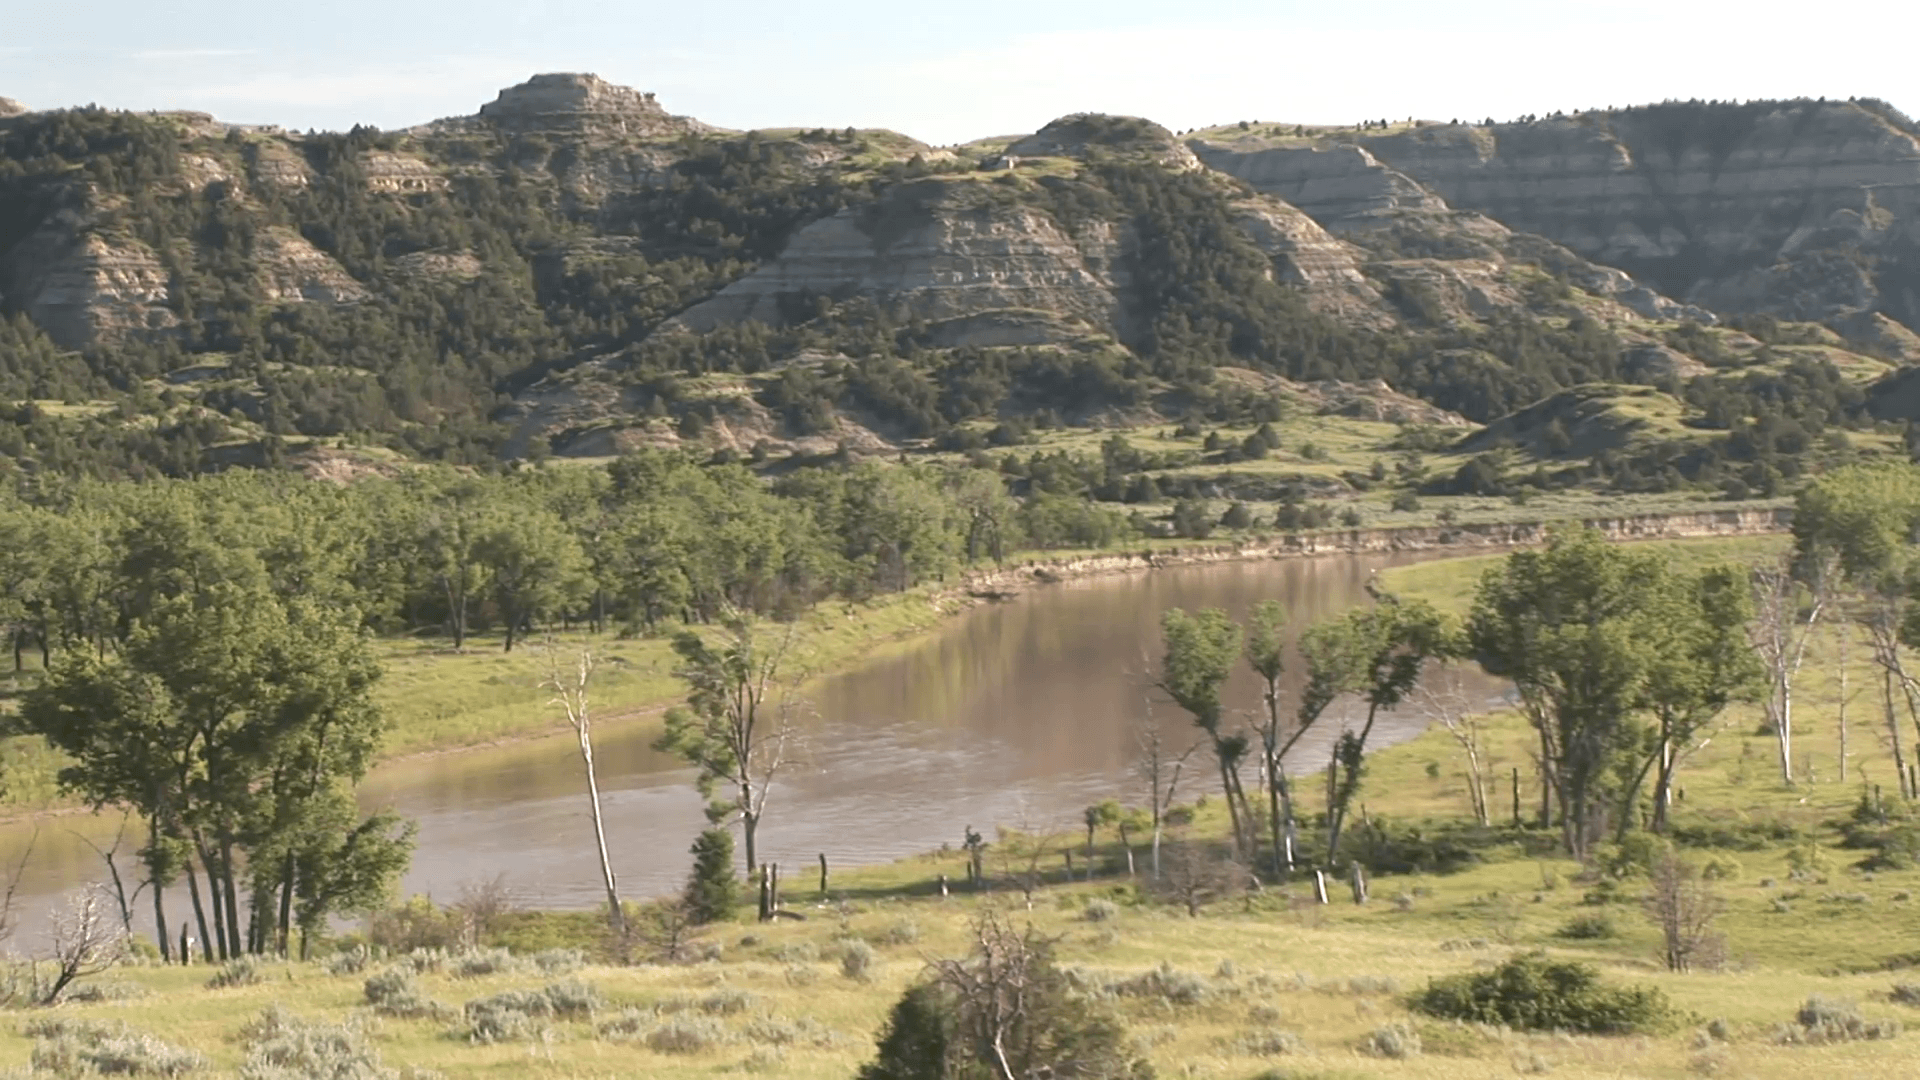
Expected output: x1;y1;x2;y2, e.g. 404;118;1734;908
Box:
1410;952;1675;1034
685;828;742;924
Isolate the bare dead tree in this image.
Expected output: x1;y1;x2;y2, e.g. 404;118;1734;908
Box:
544;643;623;935
994;804;1059;911
924;910;1059;1080
1412;665;1489;825
1135;703;1197;881
1750;554;1835;784
1643;852;1725;973
0;827;38;950
1837;614;1858;782
628;897;707;965
451;873;518;948
1862;595;1916;797
72;813;147;941
41;885;129;1004
1154;835;1240;917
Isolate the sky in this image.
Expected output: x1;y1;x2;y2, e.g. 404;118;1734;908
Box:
6;0;1919;145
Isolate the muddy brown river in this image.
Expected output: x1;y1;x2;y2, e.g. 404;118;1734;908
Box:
0;551;1497;947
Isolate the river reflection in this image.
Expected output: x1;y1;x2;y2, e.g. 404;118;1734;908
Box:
0;551;1499;944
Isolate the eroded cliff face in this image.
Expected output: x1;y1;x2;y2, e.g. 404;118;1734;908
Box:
668;177;1130;344
1;215;178;349
1192;142;1444;227
1230;195;1387;324
1350;101;1920;333
1191;132;1716;328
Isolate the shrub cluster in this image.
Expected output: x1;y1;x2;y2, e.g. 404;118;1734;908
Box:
1410;952;1674;1034
1776;996;1902;1044
25;1018;205;1077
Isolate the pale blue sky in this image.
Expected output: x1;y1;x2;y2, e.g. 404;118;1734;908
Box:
6;0;1918;144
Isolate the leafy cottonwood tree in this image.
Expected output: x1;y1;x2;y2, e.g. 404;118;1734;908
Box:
1157;608;1253;860
1243;599;1345;877
1631;567;1762;834
657;614;805;875
1468;528;1668;859
1311;596;1450;862
22;584;411;959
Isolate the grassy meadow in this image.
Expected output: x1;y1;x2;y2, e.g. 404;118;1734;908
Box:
12;533;1920;1076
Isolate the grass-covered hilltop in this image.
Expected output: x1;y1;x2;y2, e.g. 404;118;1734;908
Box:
7;74;1920;1077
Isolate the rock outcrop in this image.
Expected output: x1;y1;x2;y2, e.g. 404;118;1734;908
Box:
473;72;705;138
1347;102;1920;332
2;222;178;349
0;97;29;118
1230;196;1387;324
252;228;368;304
1192;132;1712;327
1190;141;1443;226
667;177;1131;343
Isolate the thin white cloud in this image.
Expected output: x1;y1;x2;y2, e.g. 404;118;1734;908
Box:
130;48;257;61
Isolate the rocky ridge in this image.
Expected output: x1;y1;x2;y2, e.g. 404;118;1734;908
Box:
1343;102;1920;335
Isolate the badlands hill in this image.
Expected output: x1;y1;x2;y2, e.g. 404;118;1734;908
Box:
0;75;1916;480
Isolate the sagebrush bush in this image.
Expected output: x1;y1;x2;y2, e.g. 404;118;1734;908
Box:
595;1008;650;1041
1234;1027;1304;1055
1555;913;1615;940
464;989;551;1043
1411;952;1674;1034
60;979;149;1003
451;946;522;978
239;1005;386;1080
697;989;757;1016
542;978;600;1019
1893;983;1920;1006
647;1014;729;1054
324;945;376;976
395;947;447;975
1777;996;1902;1044
1112;962;1216;1006
740;1013;842;1049
360;968;448;1021
876;919;920;946
530;948;584;976
1365;1021;1422;1059
770;941;818;963
1083;898;1119;923
841;940;876;982
28;1019;204;1077
207;956;263;989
